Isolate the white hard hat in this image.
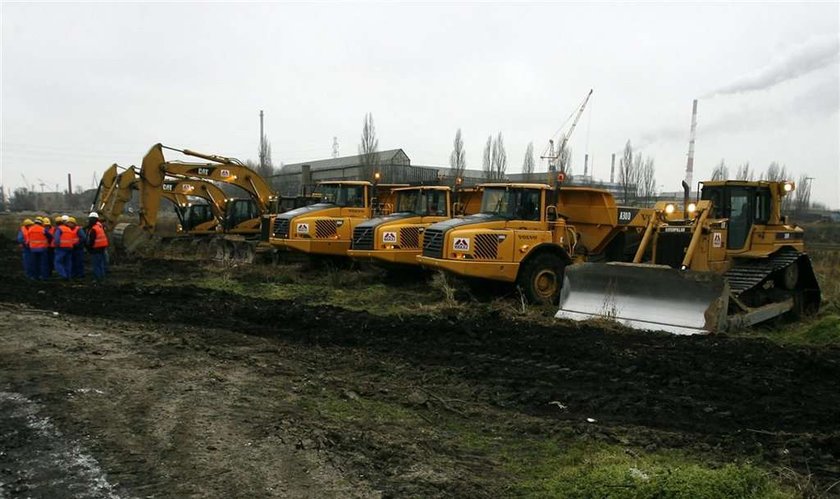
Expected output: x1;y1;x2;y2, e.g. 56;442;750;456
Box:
61;215;70;222
89;212;99;218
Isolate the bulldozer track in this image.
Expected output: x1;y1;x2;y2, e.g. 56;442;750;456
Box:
724;247;802;296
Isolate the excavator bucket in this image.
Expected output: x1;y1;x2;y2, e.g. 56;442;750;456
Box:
555;263;729;335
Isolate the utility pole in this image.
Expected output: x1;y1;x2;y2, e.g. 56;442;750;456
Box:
259;110;265;171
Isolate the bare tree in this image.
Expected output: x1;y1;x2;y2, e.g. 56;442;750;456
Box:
10;187;36;211
711;159;729;181
490;132;507;180
555;136;572;176
793;174;812;216
257;134;274;179
358;113;379;181
449;128;467;187
764;161;788;181
482;135;492;181
522;142;535;181
618;140;635;204
735;162;754;181
640;157;657;206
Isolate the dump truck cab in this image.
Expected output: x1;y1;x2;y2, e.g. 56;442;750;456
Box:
347;186;456;266
270;181;398;257
417;182;653;303
556;179;821;334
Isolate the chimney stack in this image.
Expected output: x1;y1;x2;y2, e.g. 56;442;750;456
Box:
583;154;589;178
610;153;616;183
67;173;72;195
685;99;698;187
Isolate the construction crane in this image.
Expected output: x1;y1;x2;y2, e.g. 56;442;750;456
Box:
544;89;594;174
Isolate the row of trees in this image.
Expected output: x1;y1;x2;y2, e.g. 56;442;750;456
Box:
618;141;657;206
449;129;547;183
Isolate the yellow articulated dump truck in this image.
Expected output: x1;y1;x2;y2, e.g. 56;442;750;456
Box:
269;181;403;257
417;182;654;303
346;186;482;267
556;180;821;334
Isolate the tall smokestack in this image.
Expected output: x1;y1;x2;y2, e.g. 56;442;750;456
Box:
583;154;589;178
67;173;72;195
610;153;616;183
685;99;698;187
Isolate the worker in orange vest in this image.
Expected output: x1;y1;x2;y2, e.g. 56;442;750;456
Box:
68;216;87;279
44;217;56;277
86;212;109;280
17;218;34;278
27;217;52;280
54;215;79;280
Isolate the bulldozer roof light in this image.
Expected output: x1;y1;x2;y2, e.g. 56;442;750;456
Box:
783;182;794;192
665;203;676;215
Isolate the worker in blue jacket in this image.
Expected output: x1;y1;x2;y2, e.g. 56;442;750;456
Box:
54;215;79;280
68;216;87;278
27;217;52;280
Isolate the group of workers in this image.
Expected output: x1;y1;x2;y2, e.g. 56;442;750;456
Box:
16;212;109;281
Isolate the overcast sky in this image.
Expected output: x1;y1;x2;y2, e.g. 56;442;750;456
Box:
2;2;838;207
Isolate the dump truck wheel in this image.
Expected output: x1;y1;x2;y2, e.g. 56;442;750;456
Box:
518;254;565;305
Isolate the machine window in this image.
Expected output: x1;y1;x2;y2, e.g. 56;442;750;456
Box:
317;185;366;208
480;188;541;221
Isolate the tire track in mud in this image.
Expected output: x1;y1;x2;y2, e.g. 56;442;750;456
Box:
0;391;125;499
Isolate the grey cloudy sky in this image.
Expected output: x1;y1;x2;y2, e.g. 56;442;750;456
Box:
2;2;838;207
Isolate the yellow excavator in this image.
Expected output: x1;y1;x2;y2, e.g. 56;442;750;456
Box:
94;165;238;255
160;178;228;235
113;143;313;260
556;180;821;334
93;165;222;233
347;186;482;267
269;180;405;257
137;143;278;236
417;181;655;303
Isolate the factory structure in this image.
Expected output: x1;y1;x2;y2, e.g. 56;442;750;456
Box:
272;148;629;200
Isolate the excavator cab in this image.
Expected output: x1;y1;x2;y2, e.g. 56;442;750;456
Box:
179;204;216;232
223;198;260;231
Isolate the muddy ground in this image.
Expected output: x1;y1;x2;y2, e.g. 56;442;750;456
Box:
1;236;839;497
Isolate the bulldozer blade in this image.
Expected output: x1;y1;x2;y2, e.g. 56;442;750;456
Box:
555;263;729;335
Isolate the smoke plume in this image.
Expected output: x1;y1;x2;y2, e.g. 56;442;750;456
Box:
704;34;839;98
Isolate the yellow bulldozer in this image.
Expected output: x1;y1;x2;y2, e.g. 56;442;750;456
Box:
556;180;821;334
417;182;654;303
346;186;482;267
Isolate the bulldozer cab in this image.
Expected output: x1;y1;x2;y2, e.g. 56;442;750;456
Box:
700;182;773;251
